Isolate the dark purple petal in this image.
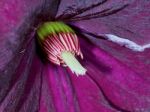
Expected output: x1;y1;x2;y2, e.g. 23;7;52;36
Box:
70;0;149;43
56;0;107;20
69;1;150;111
72;0;150;80
0;0;59;71
80;37;150;111
1;0;150;112
56;0;130;21
0;39;43;111
0;0;59;111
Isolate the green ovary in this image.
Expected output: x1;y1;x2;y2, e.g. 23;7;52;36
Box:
37;21;75;40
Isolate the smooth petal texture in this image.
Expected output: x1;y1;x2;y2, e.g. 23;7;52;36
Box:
55;1;150;111
40;62;116;112
0;39;43;111
80;37;150;111
57;0;106;20
56;0;130;21
0;0;59;70
70;0;150;111
72;0;150;80
1;0;150;112
40;36;150;112
0;0;60;111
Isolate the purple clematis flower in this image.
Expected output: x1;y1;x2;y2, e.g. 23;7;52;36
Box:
0;0;150;112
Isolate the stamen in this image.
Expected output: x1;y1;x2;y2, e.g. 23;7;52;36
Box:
61;51;86;76
37;21;86;76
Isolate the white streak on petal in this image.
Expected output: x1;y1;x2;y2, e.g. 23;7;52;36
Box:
105;34;150;52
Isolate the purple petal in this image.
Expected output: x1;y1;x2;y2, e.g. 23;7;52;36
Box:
40;36;150;112
72;1;150;80
40;63;116;112
0;0;59;70
56;0;129;20
0;39;43;111
40;64;76;112
1;0;150;112
0;0;59;111
80;37;150;111
70;0;149;44
70;1;150;111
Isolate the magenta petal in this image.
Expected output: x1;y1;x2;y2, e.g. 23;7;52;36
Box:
1;0;150;112
40;64;116;112
40;64;76;112
68;72;116;112
79;37;150;111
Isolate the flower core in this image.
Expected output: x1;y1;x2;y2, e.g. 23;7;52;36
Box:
37;22;86;76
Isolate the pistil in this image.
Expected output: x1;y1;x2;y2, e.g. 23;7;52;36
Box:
61;51;86;76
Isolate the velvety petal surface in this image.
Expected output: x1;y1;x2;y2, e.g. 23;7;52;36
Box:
71;0;150;79
1;0;150;112
67;0;150;111
40;36;150;112
40;60;116;112
0;0;59;111
0;0;59;70
80;37;150;111
56;0;150;111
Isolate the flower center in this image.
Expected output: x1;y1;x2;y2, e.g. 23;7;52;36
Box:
37;21;86;76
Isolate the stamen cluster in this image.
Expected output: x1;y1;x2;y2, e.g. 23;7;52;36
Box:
37;22;86;75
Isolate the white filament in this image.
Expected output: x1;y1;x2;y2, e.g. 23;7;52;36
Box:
105;34;150;52
61;51;86;76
